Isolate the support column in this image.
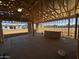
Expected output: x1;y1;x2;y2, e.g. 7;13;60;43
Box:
77;27;79;59
32;22;34;36
28;22;32;33
0;21;3;44
28;22;35;36
68;18;70;36
76;14;79;59
75;14;78;39
78;25;79;39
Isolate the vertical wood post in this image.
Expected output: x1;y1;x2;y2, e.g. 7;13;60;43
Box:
75;14;78;39
28;22;35;36
76;14;79;59
68;18;70;36
28;22;32;33
0;21;3;44
32;22;34;36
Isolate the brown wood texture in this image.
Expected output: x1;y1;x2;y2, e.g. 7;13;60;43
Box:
44;31;61;39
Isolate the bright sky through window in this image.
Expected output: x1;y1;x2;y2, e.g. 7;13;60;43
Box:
39;18;78;27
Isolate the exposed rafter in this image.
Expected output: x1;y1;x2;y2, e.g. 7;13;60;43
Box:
0;0;79;23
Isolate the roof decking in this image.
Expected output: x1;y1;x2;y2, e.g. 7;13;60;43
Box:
0;0;79;22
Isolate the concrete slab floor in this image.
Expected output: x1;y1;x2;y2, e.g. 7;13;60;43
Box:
0;34;77;59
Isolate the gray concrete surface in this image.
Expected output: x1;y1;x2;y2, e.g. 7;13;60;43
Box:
0;34;77;59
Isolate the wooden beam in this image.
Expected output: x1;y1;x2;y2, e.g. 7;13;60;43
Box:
57;0;64;17
48;0;62;18
0;21;3;44
68;14;70;36
74;14;78;39
32;22;35;36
